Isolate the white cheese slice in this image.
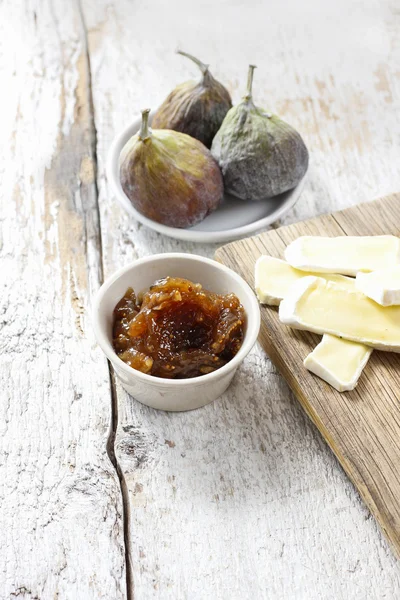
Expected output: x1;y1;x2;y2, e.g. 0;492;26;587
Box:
255;257;371;391
355;266;400;306
279;276;400;352
285;235;400;276
304;334;372;392
254;255;354;305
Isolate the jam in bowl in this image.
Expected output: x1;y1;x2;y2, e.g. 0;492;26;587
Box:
113;277;246;379
92;253;260;411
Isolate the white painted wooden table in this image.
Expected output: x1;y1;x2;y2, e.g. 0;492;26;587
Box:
2;1;400;598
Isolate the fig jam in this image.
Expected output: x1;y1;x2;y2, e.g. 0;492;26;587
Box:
112;277;245;379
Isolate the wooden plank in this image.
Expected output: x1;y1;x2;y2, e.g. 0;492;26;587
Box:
0;2;126;598
216;193;400;557
83;0;400;597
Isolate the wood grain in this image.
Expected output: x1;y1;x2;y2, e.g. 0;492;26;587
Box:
0;2;126;598
5;0;400;597
216;192;400;557
82;0;400;597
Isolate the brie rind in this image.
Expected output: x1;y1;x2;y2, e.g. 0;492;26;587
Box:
356;266;400;306
285;235;400;276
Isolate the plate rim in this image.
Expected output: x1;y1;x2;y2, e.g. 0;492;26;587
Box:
107;113;308;244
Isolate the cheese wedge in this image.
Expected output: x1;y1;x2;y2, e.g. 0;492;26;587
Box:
254;255;354;305
279;276;400;352
285;235;400;276
255;257;371;391
304;334;372;392
356;266;400;306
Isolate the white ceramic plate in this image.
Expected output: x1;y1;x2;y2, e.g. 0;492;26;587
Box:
107;111;308;243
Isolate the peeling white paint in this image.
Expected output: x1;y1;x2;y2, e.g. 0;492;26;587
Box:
0;2;126;598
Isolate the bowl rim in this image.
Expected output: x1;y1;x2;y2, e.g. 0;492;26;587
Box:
92;252;261;387
106;111;307;244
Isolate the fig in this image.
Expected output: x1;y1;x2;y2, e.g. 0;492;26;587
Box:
152;50;232;148
119;109;223;228
211;65;309;201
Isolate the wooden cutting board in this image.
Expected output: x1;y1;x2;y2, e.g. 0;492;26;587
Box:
215;192;400;557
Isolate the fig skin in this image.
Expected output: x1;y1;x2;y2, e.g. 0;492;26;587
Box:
152;50;232;149
120;109;223;228
211;65;309;201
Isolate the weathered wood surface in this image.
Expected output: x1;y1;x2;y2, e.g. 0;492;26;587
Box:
216;193;400;558
3;0;400;598
82;0;400;599
0;2;126;599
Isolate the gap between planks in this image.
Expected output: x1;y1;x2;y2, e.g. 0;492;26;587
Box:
77;1;133;597
106;371;134;599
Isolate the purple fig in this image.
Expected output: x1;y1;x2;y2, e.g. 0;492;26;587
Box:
211;65;309;200
152;50;232;148
120;109;223;228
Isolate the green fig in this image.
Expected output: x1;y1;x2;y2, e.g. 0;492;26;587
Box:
152;50;232;148
211;65;309;201
120;109;223;228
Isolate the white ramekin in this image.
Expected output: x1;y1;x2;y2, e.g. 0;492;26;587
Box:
92;253;260;411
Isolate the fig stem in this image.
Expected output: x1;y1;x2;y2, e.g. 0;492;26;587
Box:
177;49;209;76
244;64;257;102
139;108;151;141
